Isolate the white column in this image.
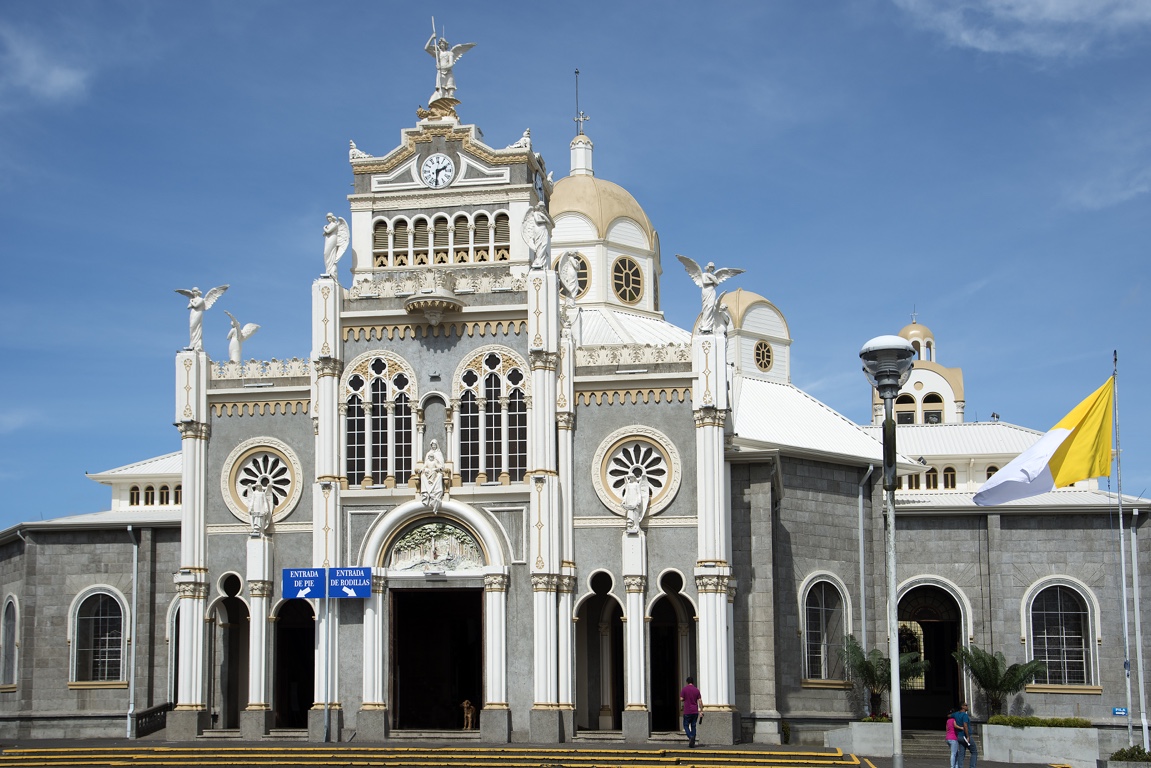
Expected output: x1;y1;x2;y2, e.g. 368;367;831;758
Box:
532;574;558;705
484;572;509;708
557;575;575;710
362;573;386;708
246;578;271;709
623;573;647;710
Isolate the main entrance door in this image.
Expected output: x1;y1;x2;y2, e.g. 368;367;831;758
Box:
899;585;962;729
391;589;483;729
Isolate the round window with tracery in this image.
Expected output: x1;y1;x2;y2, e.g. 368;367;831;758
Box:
611;256;642;304
754;340;773;372
591;425;681;518
220;437;303;525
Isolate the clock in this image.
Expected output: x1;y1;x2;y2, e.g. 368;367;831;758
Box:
421;153;455;189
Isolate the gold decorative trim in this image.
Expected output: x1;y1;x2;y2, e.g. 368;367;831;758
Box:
361;702;388;711
693;409;727;429
211;400;309;417
176;421;210;440
531;574;558;592
344;320;526;342
0;684;16;693
352;124;531;176
68;680;128;689
576;388;691;406
1024;684;1103;695
802;678;853;690
696;575;730;593
484;702;510;710
624;576;646;593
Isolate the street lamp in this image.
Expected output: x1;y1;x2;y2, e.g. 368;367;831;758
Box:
860;335;915;768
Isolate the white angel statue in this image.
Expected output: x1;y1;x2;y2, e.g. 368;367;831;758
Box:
676;255;744;334
323;213;349;277
175;285;229;351
224;311;260;364
425;25;475;102
522;202;553;270
557;250;581;298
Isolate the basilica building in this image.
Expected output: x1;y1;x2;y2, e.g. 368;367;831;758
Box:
0;41;1145;751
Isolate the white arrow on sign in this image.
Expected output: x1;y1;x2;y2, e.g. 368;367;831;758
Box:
342;586;356;597
296;586;311;598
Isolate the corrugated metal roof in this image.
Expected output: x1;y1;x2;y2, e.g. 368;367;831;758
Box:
578;308;691;347
87;452;182;482
733;377;886;464
895;487;1147;510
34;508;183;527
861;422;1042;458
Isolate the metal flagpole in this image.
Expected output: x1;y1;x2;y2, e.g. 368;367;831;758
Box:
1114;353;1133;744
1132;509;1148;750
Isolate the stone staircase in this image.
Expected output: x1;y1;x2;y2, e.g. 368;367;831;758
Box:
0;743;875;767
901;728;981;760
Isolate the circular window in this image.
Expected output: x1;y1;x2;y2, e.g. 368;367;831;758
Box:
592;425;681;518
220;437;303;525
611;256;643;304
554;252;590;298
754;340;773;371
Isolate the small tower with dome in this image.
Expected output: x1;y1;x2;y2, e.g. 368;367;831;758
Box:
869;318;965;425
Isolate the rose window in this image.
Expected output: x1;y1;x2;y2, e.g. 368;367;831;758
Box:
607;442;667;497
236;453;291;512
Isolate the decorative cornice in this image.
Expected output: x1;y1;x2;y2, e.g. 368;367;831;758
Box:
343;320;526;342
349;265;525;299
575;388;690;406
575;344;691;367
176;582;208;599
210;358;311;381
529;351;558;371
313;358;344;378
351;123;532;176
556;413;574;430
210;400;310;417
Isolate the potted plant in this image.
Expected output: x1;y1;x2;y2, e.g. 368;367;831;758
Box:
844;635;930;717
951;644;1046;716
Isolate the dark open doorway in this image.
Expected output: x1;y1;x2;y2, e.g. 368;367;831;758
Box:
273;599;315;729
899;585;962;729
391;589;483;730
649;572;696;732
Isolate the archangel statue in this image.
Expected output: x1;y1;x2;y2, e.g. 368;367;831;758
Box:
175;285;229;351
676;254;744;334
224;311;260;364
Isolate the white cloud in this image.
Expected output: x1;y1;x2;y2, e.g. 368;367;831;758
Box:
0;408;38;434
0;23;90;104
893;0;1151;58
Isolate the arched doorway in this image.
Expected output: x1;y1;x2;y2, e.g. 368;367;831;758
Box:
575;572;624;731
273;599;315;729
210;575;249;730
649;572;696;732
898;585;962;729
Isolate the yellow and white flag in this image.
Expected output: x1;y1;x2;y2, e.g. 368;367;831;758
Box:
974;377;1114;506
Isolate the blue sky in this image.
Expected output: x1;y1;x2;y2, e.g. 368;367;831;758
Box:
0;1;1148;530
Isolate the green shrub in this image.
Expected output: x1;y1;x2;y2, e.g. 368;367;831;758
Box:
987;715;1092;729
1110;745;1151;762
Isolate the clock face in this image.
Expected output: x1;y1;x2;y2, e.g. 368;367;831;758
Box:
421;153;455;189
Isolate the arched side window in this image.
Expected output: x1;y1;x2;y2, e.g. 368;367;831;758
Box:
925;468;939;490
71;590;126;683
923;393;944;424
174;484;183;505
159;485;170;505
1030;585;1090;685
375;211;510;267
943;466;957;490
143;486;155;506
344;352;417;488
129;486;140;506
895;394;916;424
802;579;846;680
986;466;999;480
1;597;18;687
455;348;529;484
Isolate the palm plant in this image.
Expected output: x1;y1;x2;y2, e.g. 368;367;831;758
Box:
843;635;931;718
952;644;1046;717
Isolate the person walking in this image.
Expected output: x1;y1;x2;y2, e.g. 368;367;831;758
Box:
954;702;977;768
680;675;703;748
945;707;961;768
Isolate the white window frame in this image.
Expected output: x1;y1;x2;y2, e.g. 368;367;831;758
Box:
68;585;130;684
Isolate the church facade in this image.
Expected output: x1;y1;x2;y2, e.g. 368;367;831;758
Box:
0;43;1146;752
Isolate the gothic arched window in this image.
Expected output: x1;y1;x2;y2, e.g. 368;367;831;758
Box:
804;580;845;680
1031;585;1090;685
456;349;528;484
345;354;416;488
73;591;125;682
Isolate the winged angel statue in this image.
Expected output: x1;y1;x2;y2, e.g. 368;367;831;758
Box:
224;311;260;364
175;285;229;351
676;255;744;334
323;213;349;277
425;24;475;103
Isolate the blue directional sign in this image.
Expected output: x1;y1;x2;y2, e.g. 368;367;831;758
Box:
328;567;372;598
1115;707;1128;717
282;568;324;599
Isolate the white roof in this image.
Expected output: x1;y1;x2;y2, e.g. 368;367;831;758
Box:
861;421;1041;459
895;487;1147;511
87;452;182;483
579;308;691;347
733;377;891;465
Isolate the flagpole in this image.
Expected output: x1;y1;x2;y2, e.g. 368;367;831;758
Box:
1133;509;1149;750
1113;353;1134;744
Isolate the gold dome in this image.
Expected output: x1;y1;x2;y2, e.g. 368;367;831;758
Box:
549;175;656;244
899;321;934;344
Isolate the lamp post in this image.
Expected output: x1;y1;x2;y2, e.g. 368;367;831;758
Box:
860;335;916;768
